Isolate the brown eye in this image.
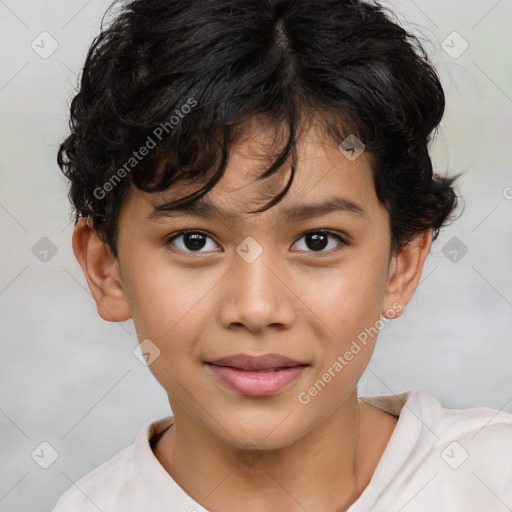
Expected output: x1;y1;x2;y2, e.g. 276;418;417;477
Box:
166;230;219;253
306;232;329;251
292;230;346;253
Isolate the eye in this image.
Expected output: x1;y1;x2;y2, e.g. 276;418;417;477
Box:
165;229;347;255
166;230;220;253
291;230;346;254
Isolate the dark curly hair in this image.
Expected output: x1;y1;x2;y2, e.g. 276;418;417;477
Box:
58;0;462;259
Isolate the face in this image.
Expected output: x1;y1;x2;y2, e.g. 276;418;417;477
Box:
111;118;403;450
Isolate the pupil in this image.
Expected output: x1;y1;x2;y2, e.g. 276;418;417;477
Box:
182;232;328;252
307;232;327;251
185;232;206;250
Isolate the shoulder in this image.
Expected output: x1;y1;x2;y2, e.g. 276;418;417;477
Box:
50;443;137;512
406;389;512;450
357;390;512;510
50;416;174;512
364;389;512;445
412;390;512;503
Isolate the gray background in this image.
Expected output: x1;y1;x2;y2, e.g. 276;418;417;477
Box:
0;1;511;511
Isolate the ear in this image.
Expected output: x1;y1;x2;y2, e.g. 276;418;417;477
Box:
382;229;432;319
72;218;131;322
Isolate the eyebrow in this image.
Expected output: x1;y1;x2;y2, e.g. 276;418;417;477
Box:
148;195;366;222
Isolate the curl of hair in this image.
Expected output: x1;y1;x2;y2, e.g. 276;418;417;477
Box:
58;0;462;258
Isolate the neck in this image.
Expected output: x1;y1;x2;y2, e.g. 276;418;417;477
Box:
154;390;375;512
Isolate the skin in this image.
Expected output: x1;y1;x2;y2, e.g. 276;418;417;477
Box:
73;116;432;512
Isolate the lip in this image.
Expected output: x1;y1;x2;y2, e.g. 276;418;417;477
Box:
206;353;306;371
205;353;308;397
206;364;307;396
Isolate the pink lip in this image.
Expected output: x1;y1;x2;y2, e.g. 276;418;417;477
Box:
206;364;307;396
205;353;309;396
207;353;306;371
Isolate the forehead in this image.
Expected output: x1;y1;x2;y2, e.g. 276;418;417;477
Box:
123;119;381;224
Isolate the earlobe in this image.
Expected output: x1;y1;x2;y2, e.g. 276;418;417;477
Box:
72;218;131;322
382;229;432;319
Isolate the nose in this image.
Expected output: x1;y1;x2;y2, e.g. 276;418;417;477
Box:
216;249;296;334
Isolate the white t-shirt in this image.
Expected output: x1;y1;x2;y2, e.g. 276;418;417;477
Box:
51;390;512;511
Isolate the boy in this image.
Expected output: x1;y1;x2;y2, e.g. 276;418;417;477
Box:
52;0;512;510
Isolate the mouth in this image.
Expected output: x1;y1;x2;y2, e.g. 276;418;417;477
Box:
204;355;309;396
215;366;304;373
205;353;308;372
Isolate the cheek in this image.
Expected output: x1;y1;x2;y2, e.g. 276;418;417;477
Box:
123;259;211;392
121;249;205;334
295;273;382;412
302;259;386;336
296;257;388;396
122;256;226;383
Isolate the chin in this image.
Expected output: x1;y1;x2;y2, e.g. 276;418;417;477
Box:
210;412;306;451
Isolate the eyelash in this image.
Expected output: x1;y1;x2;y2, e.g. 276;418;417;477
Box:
165;229;347;255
